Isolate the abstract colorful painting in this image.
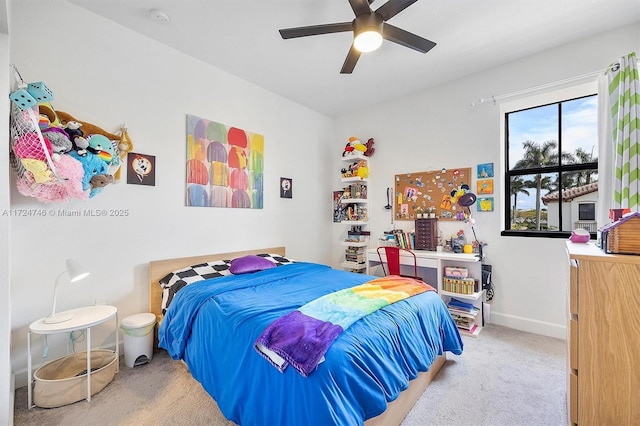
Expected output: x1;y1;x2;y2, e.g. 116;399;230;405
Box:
185;115;264;208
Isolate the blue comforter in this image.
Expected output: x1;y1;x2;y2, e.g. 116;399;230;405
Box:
159;262;463;426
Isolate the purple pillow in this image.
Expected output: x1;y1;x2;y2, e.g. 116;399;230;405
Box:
229;255;276;275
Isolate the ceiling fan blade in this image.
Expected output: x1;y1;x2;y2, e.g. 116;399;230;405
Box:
341;45;361;74
279;22;353;39
375;0;418;21
348;0;372;16
382;22;436;53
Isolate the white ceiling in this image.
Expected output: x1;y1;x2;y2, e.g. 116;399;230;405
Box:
69;0;640;117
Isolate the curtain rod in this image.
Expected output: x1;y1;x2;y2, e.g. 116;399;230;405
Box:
469;69;605;107
470;58;640;107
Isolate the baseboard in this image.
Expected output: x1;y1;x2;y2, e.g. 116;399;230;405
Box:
489;311;566;340
9;372;14;426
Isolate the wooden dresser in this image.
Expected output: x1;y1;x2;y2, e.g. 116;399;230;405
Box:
566;242;640;425
414;218;437;250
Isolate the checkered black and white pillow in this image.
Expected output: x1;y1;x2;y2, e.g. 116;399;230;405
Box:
254;253;296;267
159;254;295;312
159;260;232;312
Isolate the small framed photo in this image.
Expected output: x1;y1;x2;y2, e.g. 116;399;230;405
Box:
477;179;493;194
127;152;156;186
478;197;494;212
280;177;292;199
477;163;494;178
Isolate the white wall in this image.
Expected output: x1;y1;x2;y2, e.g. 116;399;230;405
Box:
333;22;640;338
7;0;333;388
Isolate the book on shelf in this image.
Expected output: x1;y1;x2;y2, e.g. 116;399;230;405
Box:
447;307;479;318
392;229;415;250
448;298;475;310
460;324;478;334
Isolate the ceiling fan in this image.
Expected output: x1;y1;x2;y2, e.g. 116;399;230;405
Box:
279;0;436;74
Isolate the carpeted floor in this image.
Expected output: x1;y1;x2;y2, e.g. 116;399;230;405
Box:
14;324;567;426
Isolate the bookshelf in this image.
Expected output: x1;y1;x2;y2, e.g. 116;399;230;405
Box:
338;153;369;273
439;257;484;337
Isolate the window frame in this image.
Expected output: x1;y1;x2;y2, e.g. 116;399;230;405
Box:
500;81;599;238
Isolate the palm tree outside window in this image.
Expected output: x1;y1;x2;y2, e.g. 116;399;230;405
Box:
504;94;598;237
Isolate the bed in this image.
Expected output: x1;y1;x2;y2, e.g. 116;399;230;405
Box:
149;247;463;425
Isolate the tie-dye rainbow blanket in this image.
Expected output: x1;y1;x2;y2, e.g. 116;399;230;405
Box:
255;275;434;377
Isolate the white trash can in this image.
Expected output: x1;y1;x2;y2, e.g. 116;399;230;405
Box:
121;313;156;368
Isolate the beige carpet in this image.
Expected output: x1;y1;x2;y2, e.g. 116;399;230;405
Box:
14;324;567;426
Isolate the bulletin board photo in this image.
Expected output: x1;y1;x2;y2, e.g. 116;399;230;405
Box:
394;167;472;221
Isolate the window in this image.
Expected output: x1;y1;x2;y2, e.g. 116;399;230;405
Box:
578;203;595;221
502;84;598;238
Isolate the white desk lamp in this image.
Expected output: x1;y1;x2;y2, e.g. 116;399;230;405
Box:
44;259;91;324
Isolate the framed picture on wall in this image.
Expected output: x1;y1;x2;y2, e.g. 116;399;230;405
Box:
477;163;494;178
127;152;156;186
478;197;494;212
280;177;292;199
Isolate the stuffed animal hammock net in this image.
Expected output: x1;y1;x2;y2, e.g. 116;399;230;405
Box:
8;65;132;203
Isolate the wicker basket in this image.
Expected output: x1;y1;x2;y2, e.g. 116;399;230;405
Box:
33;349;117;408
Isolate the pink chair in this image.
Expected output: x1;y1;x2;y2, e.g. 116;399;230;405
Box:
376;246;422;280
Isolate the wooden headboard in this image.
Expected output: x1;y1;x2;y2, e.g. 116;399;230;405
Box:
149;246;286;326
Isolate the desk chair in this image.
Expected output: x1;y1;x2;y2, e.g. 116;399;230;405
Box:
376;246;422;280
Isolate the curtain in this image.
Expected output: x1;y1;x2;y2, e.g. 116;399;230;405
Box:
607;52;640;212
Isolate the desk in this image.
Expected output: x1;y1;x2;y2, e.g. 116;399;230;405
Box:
27;305;118;408
366;248;479;275
367;248;485;336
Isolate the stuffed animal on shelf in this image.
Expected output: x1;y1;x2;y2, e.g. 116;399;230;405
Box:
364;138;375;157
342;136;366;157
356;160;368;178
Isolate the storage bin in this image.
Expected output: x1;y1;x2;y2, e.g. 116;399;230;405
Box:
121;313;156;368
33;349;117;408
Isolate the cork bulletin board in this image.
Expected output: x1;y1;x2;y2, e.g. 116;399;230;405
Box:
394;167;472;221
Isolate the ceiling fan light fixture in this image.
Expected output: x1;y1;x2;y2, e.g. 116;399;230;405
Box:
353;13;384;53
354;30;383;52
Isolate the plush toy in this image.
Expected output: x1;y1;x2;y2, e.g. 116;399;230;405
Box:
63;121;89;154
356;160;369;178
13;132;53;161
364;138;375;157
114;127;134;181
69;150;113;197
16;153;87;203
56;110;121;141
351;137;366;153
41;127;73;155
343;136;367;157
20;158;53;183
90;173;114;188
86;134;118;165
